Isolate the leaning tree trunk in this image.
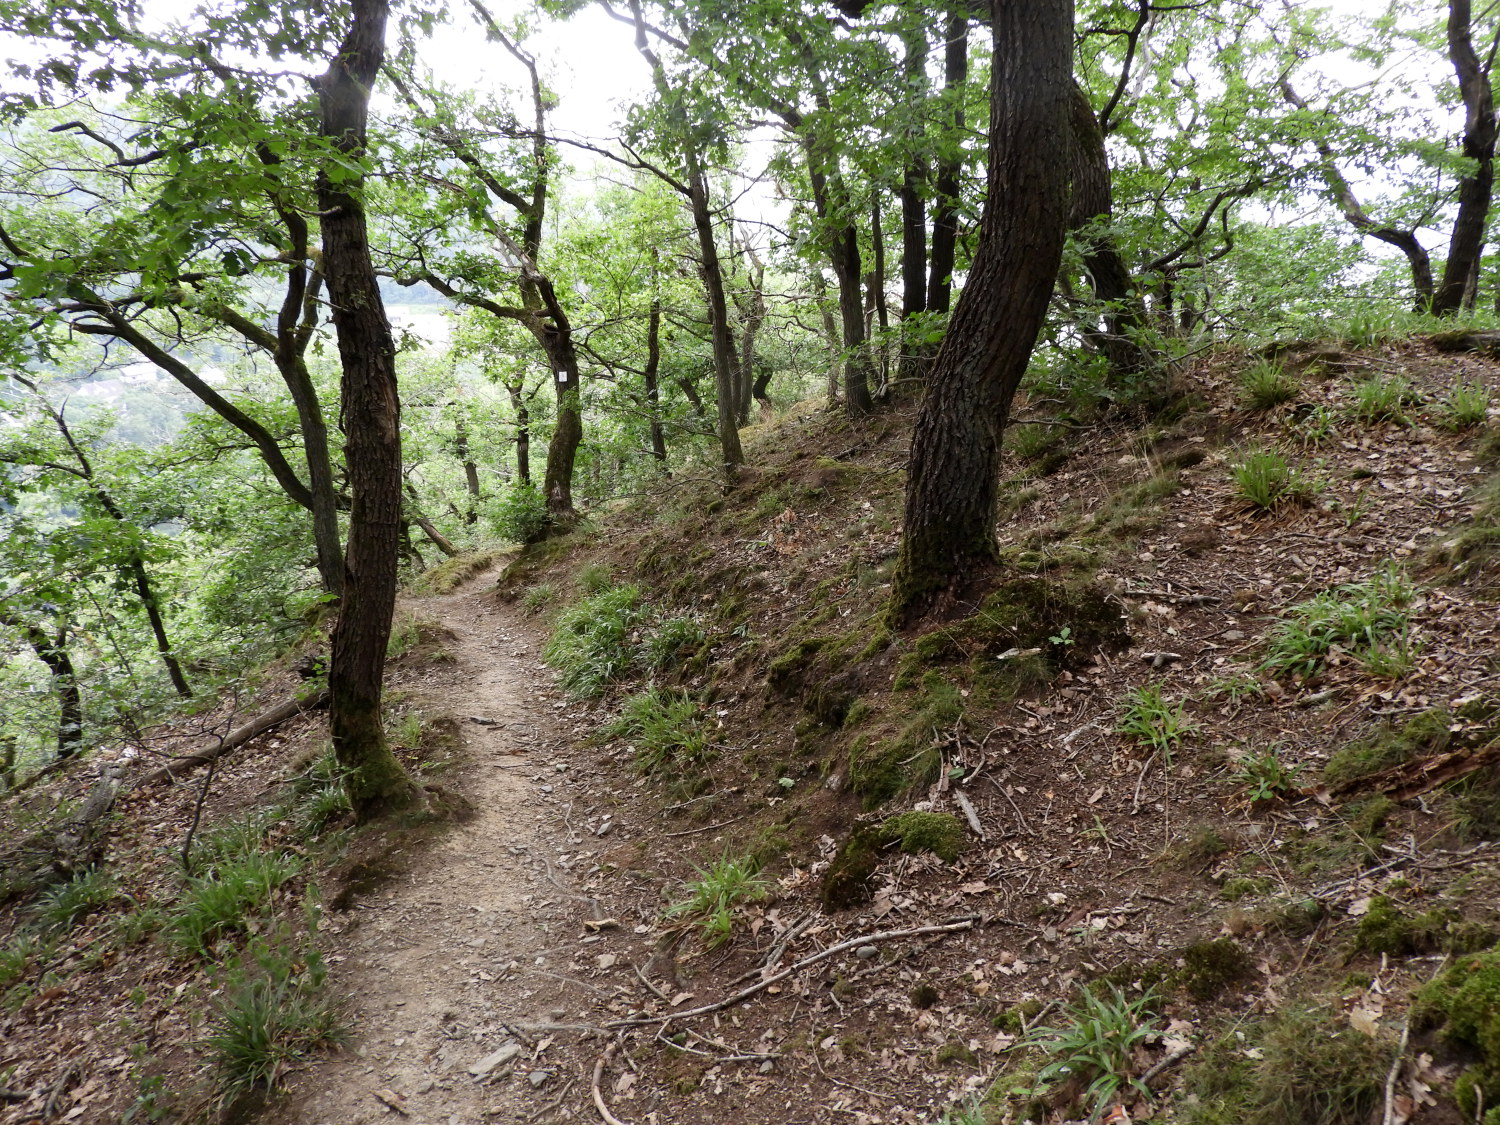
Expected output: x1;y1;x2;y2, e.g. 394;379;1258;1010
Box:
890;0;1073;624
320;0;418;821
927;4;968;318
688;162;746;475
1436;0;1498;316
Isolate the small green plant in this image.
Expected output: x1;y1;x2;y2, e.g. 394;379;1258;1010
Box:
577;561;614;593
488;481;549;544
1115;684;1196;759
1206;673;1264;706
1229;746;1302;803
170;851;303;958
205;929;344;1106
1347;373;1421;425
664;855;769;947
1018;983;1160;1121
387;708;425;750
605;688;714;775
1260;563;1415;680
33;867;118;931
543;584;644;697
0;931;47;988
1439;379;1492;430
288;748;352;837
1048;626;1075;647
1239;360;1299;410
520;581;557;616
645;615;706;671
1230;447;1315;510
1294;403;1339;448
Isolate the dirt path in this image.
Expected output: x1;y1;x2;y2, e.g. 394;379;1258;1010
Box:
264;571;585;1125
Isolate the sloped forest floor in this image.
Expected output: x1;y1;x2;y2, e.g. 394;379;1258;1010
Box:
5;335;1500;1125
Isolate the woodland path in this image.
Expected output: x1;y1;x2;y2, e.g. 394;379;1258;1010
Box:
263;570;587;1125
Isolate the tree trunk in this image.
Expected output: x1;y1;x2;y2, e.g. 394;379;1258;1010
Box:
1436;0;1498;317
869;194;890;393
127;557;191;698
4;617;82;758
506;381;532;485
538;320;584;524
898;16;928;328
688;163;746;475
927;5;968;317
1067;82;1151;378
453;415;482;523
319;0;418;821
890;0;1073;623
739;257;769;416
644;294;669;464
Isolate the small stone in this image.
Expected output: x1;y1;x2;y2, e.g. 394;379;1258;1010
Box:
528;1069;553;1089
854;945;879;960
468;1042;522;1077
1222;629;1245;641
758;1060;774;1074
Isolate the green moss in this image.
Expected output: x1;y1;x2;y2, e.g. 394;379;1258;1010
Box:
1352;895;1452;957
992;999;1045;1034
910;982;939;1009
849;675;961;806
1178;938;1256;1002
1264;896;1326;938
1416;945;1500;1118
1221;876;1273;901
1325;709;1454;788
879;811;967;863
767;637;831;694
821;812;968;910
1346;794;1396;843
935;1039;978;1067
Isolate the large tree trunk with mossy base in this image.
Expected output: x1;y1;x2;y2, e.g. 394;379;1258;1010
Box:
889;0;1074;625
1435;0;1497;317
320;0;419;820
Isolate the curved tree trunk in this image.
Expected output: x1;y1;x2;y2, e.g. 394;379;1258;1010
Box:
320;0;418;821
891;0;1073;624
927;5;969;318
688;163;746;475
1435;0;1498;316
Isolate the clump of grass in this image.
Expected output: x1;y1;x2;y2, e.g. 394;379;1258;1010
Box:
1347;372;1421;425
1230;447;1316;510
644;616;706;672
1294;403;1339;448
288;748;352;838
205;927;344;1106
1247;1005;1387;1125
1229;745;1301;803
1239;360;1300;410
605;688;714;775
1260;563;1416;680
387;708;425;750
520;581;557;616
1115;683;1196;759
170;852;303;958
664;855;769;947
542;584;644;697
1017;983;1160;1120
1438;379;1492;430
576;561;614;593
0;931;48;988
33;867;118;932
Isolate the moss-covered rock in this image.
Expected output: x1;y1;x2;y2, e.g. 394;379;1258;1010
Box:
820;811;969;911
1416;945;1500;1121
1352;895;1453;957
1177;938;1256;1002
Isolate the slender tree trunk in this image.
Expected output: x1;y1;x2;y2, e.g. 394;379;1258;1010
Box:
320;0;418;821
890;0;1073;623
127;558;191;698
1436;0;1498;316
4;617;83;757
1067;82;1151;378
644;294;669;464
688;163;745;475
898;16;928;330
927;5;968;317
506;381;532;485
869;194;890;393
539;324;584;523
453;415;482;523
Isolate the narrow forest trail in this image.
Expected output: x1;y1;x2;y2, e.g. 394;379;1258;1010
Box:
263;570;588;1125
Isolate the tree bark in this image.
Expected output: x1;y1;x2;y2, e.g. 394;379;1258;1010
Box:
505;381;532;485
688;164;746;474
453;415;482;522
927;5;969;317
1;615;82;758
319;0;418;821
1435;0;1498;317
890;0;1073;623
1067;82;1151;378
644;293;669;464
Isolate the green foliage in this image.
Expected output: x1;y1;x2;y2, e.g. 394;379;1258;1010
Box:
1244;1006;1388;1125
664;855;769;948
605;687;714;775
288;747;352;838
0;931;48;989
205;927;344;1105
1352;895;1456;957
1230;447;1315;510
520;582;558;616
1115;683;1196;758
1294;403;1339;448
1228;745;1301;802
644;615;706;672
1177;938;1254;1001
1259;564;1415;680
1238;360;1299;410
1324;709;1454;788
1017;983;1160;1121
488;482;550;545
1439;379;1492;430
33;866;118;931
542;584;644;697
170;851;303;958
1346;373;1421;426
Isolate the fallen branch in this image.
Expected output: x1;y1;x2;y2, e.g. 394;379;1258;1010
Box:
590;1038;631;1125
604;916;979;1029
136;691;329;785
1328;740;1500;802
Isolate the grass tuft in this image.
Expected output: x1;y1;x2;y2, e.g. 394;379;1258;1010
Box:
605;688;715;775
664;855;769;948
1260;563;1415;680
1230;447;1316;510
1239;360;1300;410
542;584;644;697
